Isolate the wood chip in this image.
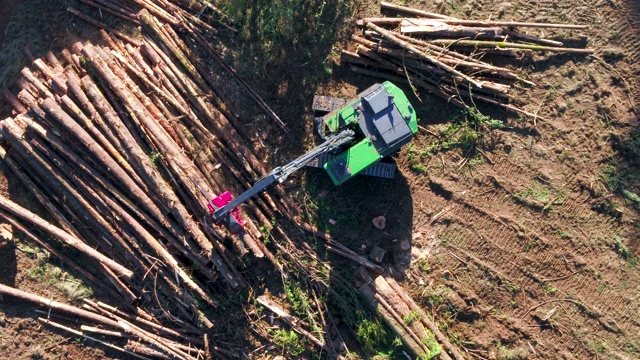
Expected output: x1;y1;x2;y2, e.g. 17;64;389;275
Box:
372;215;386;230
369;246;386;263
0;223;12;242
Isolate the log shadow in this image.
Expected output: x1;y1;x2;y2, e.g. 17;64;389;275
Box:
0;232;17;288
211;0;357;151
304;164;414;275
0;160;21;289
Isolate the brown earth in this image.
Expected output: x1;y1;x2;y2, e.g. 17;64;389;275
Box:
361;1;640;359
1;0;639;359
256;0;640;358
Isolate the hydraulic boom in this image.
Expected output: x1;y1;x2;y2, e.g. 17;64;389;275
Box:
209;129;355;233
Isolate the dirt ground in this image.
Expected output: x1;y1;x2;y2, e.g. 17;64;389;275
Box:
374;1;640;359
1;0;639;359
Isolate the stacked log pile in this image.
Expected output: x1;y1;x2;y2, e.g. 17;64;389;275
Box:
0;1;493;358
343;2;592;119
0;1;295;358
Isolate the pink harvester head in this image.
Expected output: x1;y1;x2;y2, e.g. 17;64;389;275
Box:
207;191;246;231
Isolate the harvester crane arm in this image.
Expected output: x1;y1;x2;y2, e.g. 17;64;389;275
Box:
209;129;355;233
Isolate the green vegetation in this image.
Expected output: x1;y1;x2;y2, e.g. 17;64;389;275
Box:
408;107;504;172
149;151;163;167
591;340;608;354
222;0;354;83
524;240;538;252
622;189;640;203
421;285;451;307
625;339;640;355
505;282;519;294
596;159;639;214
415;258;431;273
597;282;607;293
421;332;442;360
326;280;407;358
612;235;637;266
496;341;529;360
297;173;360;233
402;310;422;324
541;283;558;295
512;179;564;211
357;318;389;353
271;329;305;356
283;280;312;317
601;161;622;193
407;144;428;173
22;244;93;302
448;1;463;16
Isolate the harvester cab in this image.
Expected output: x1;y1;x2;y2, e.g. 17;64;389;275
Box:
208;81;418;233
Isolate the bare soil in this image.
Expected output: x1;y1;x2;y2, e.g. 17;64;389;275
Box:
1;0;639;359
354;1;640;359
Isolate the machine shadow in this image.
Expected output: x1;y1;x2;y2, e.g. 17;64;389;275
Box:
296;160;414;357
305;163;414;273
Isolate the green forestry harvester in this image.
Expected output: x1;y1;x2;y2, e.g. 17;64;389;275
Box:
208;81;418;233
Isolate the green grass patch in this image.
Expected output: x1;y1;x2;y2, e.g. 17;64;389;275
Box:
413;107;504;171
25;247;93;302
512;179;564;211
421;331;442;360
612;235;637;266
283;280;312;317
271;328;305;356
541;283;558;295
496;342;529;360
357;318;389;353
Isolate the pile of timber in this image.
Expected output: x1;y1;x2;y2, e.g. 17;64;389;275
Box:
356;270;466;360
0;0;296;357
343;1;592;119
0;1;396;357
0;1;476;358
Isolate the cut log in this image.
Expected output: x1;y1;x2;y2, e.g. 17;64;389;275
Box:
367;22;484;88
399;19;502;38
0;192;132;279
385;277;465;360
429;39;594;53
257;295;326;350
2;88;27;114
39;318;150;360
380;2;455;20
358;283;426;357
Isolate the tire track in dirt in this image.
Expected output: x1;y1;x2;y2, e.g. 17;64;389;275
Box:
430;168;640;349
513;0;640;108
401;0;640;356
436;216;630;358
616;0;640;107
437;226;597;359
475;162;639;320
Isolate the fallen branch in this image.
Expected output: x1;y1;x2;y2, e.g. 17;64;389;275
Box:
257;295;326;350
429;39;594;53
